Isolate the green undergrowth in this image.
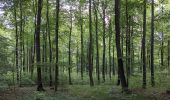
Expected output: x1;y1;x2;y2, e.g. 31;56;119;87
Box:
18;85;152;100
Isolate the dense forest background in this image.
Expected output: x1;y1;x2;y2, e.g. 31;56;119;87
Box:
0;0;170;100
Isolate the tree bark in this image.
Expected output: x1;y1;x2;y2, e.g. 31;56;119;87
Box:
14;0;19;83
168;40;170;67
142;0;147;89
102;1;106;82
125;0;130;86
46;0;53;87
79;3;84;80
36;0;44;91
150;0;155;87
109;20;112;80
68;6;73;85
115;0;128;91
88;0;94;86
55;0;60;91
93;1;100;84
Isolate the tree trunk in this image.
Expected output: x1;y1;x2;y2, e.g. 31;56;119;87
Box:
14;0;19;83
36;0;44;91
76;46;79;75
68;6;73;85
93;1;100;84
109;20;112;80
88;0;94;86
168;40;170;67
131;24;134;74
19;0;23;86
31;0;37;80
142;0;147;89
80;3;84;80
55;0;60;91
150;0;155;87
115;0;128;91
112;40;115;75
46;0;53;87
102;1;106;82
125;0;130;86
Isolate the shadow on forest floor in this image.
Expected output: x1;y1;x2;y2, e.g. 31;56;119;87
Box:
0;85;169;100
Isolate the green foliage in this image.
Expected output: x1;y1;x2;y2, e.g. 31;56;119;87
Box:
0;82;8;92
20;73;35;86
0;0;170;100
2;71;15;85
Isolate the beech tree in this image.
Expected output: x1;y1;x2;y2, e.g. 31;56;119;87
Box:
36;0;44;91
115;0;128;91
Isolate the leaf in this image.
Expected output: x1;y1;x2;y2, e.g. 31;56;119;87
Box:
80;0;86;6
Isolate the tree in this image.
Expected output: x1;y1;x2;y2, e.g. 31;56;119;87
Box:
30;0;37;80
150;0;155;87
79;1;84;80
14;0;19;83
68;5;73;85
142;0;147;89
168;40;170;67
46;0;53;87
19;0;23;86
115;0;128;91
55;0;60;91
93;0;100;84
112;38;115;76
102;1;106;82
36;0;44;91
88;0;94;86
125;0;130;86
161;5;164;67
109;20;112;80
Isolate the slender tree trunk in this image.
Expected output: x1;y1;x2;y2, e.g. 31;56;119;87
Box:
14;0;19;83
22;16;26;72
121;31;124;57
88;0;94;86
26;31;29;72
55;0;60;91
112;40;115;75
46;0;53;87
150;0;155;87
102;1;106;82
44;31;47;73
125;0;130;86
115;0;128;91
142;0;147;89
76;46;79;74
80;4;84;80
161;41;164;66
131;24;134;74
109;20;112;80
19;0;23;86
168;40;170;67
68;6;73;85
117;30;124;86
31;0;37;80
161;36;164;67
93;1;100;84
161;6;164;67
36;0;44;91
147;46;150;70
42;31;45;71
42;30;47;73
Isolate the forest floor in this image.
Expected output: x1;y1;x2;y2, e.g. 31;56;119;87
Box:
0;85;170;100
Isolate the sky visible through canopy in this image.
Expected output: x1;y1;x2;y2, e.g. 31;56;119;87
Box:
0;3;4;15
